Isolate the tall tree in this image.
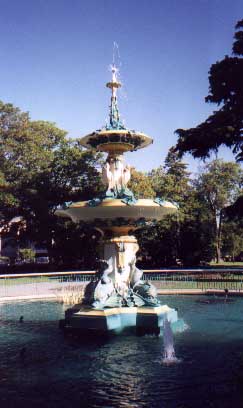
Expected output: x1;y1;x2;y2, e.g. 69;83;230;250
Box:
0;100;104;262
151;148;190;204
194;159;243;262
175;19;243;160
136;151;193;267
179;189;215;265
221;219;243;261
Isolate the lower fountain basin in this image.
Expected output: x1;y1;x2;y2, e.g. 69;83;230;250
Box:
61;304;182;336
56;198;177;225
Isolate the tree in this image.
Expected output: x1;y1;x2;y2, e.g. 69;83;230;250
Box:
128;168;156;199
137;157;242;266
136;151;200;267
221;219;243;261
18;138;103;251
179;189;215;265
194;159;243;262
147;150;191;265
19;248;35;263
150;148;190;204
175;19;243;160
0;100;104;264
0;171;20;226
0;101;67;224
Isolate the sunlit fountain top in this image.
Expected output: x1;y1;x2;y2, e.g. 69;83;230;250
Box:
80;63;153;154
56;61;177;224
56;59;178;315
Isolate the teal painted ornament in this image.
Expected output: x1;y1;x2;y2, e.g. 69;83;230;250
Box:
154;197;166;206
88;198;102;207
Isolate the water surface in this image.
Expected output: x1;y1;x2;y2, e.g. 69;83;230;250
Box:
1;295;243;408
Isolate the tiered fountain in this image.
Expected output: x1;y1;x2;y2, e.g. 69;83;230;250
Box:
57;63;179;335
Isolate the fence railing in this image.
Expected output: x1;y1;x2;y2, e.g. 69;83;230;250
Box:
0;269;243;298
143;270;243;291
0;271;95;298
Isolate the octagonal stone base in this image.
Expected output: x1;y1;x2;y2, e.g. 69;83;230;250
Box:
60;304;183;336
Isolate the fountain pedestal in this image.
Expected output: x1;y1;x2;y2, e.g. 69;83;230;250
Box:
101;233;138;292
62;304;179;335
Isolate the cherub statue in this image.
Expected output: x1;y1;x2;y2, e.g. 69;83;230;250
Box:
101;156;131;197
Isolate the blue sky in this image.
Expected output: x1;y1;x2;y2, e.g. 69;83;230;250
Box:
0;0;242;173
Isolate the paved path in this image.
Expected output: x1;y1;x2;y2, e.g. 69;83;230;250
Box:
0;281;86;302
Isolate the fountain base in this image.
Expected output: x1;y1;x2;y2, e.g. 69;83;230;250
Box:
60;304;181;335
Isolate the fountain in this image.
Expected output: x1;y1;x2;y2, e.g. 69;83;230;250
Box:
57;63;179;335
162;318;180;364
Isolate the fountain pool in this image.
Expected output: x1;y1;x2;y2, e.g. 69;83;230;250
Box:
1;295;243;408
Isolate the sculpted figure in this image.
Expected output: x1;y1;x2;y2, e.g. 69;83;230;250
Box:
102;162;113;191
129;257;159;306
102;156;131;197
83;260;114;308
112;157;124;191
92;260;114;307
129;257;143;288
116;242;126;270
122;165;131;187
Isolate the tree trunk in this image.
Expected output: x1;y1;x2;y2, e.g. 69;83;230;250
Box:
215;210;223;263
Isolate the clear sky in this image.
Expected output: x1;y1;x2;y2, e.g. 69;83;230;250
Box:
0;0;242;173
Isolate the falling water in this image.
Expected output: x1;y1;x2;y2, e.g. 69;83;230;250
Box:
162;317;180;364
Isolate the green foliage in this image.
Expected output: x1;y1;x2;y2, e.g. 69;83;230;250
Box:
179;190;215;265
0;111;66;184
137;151;205;266
136;213;179;267
221;219;243;261
194;160;243;262
0;171;20;225
0;99;104;263
195;160;243;212
19;248;35;262
172;18;243;262
52;220;100;269
136;157;243;266
1;97;243;268
0;256;10;262
150;148;190;204
175;19;243;160
128;168;156;199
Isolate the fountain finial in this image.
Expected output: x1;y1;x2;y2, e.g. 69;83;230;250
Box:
80;57;153;152
106;63;124;130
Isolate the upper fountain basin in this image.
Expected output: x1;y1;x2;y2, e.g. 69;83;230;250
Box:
80;129;153;154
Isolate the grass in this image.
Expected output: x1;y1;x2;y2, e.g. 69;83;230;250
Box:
0;275;90;286
0;276;51;286
210;261;243;267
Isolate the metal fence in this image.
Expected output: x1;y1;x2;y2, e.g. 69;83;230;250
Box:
143;270;243;291
0;271;95;299
1;269;243;299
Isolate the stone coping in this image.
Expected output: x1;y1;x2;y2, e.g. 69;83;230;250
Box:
75;304;173;317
